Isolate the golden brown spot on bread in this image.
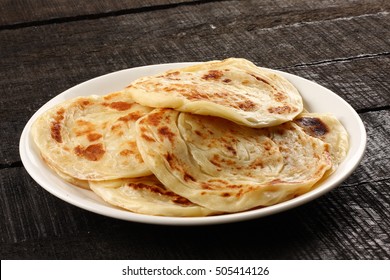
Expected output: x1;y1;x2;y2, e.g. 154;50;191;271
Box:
146;111;164;126
76;119;91;125
224;144;237;155
194;130;203;137
223;78;232;83
210;154;237;168
186;89;211;101
50;108;65;143
76;99;92;109
183;172;196;182
268;105;292;114
226;184;243;189
209;179;229;184
108;102;133;111
221;192;231;197
274;92;287;102
165;153;178;170
136;154;144;163
110;123;124;136
249;158;264;169
235;189;244;198
165;152;173;162
294;117;329;137
209;154;222;167
51;123;62;143
250;73;270;85
238;100;257;111
202;70;223;80
158;126;176;142
127;141;137;149
139;127;155;142
118;111;143;122
74;143;105;161
171;196;192;206
87;133;102;142
141;134;155;142
120;149;133;156
129;182;192;206
201;182;213;190
263;141;273;151
129;182;155;191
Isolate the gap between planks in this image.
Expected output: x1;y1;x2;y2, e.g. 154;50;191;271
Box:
0;161;24;169
278;52;390;70
0;0;228;31
0;1;388;31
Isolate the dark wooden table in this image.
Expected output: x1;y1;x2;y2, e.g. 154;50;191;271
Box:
1;0;389;260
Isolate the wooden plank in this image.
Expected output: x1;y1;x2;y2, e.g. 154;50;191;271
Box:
1;6;388;103
344;109;390;186
0;0;198;26
293;180;390;259
1;0;389;27
283;56;390;112
1;4;388;102
1;169;389;259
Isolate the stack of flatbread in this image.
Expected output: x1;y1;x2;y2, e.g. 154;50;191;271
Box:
31;58;349;217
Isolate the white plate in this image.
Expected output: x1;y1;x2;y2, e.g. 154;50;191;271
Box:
19;63;366;225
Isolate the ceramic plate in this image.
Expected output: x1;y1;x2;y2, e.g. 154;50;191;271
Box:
19;62;366;225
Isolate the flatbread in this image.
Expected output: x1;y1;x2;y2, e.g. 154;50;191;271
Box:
126;58;303;128
41;153;90;189
135;109;332;212
294;113;349;167
89;176;218;217
55;171;90;189
31;92;153;181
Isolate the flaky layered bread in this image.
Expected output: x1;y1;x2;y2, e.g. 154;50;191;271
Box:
294;113;349;167
41;153;90;190
135;109;332;213
89;176;218;217
30;58;350;217
31;92;153;181
126;58;303;128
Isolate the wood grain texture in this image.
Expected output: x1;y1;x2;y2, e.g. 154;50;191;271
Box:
0;4;389;166
1;178;389;260
1;3;388;97
1;0;389;27
1;0;390;260
0;0;199;26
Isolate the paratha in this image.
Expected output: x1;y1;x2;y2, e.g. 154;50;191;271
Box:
135;108;332;212
31;92;153;181
294;113;349;167
89;175;218;217
126;58;303;128
41;153;90;190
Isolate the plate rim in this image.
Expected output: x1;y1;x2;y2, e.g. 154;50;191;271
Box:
19;62;367;226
